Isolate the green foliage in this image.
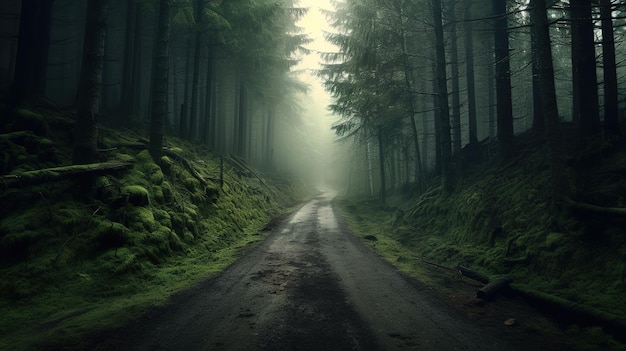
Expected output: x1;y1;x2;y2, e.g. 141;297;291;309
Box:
0;105;303;349
336;139;626;349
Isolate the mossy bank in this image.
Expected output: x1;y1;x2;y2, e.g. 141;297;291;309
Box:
336;133;626;351
0;102;308;350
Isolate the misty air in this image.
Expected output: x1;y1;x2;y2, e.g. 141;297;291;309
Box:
1;0;625;350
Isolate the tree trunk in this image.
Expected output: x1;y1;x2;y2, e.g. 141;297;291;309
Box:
236;76;248;158
119;0;136;114
377;126;387;204
188;0;204;141
464;3;478;146
447;0;461;154
12;0;54;102
599;0;619;135
130;4;143;120
202;46;214;145
181;29;194;138
148;0;172;160
399;8;424;191
570;0;600;140
493;0;514;161
73;0;110;165
433;0;453;192
530;0;570;203
530;7;545;133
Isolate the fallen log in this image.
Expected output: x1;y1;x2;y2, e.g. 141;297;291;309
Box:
0;162;133;189
476;277;513;300
564;198;626;216
512;285;626;343
457;265;490;284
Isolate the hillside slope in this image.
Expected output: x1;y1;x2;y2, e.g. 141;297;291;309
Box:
337;130;626;350
0;100;306;350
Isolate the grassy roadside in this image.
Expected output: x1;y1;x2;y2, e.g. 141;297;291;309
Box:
0;105;309;350
333;137;626;351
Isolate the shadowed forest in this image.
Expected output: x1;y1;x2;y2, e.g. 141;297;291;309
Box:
1;0;626;350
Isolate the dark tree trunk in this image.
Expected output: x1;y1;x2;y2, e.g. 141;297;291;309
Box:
432;63;441;176
377;126;386;204
464;3;478;146
433;0;453;192
130;4;143;119
72;0;110;165
119;0;136;114
570;0;600;139
599;0;619;135
148;0;172;160
447;0;461;154
12;0;54;101
493;0;514;161
236;76;248;158
531;0;570;203
202;47;214;145
399;7;424;191
530;8;545;133
180;29;193;138
188;0;204;141
265;107;275;168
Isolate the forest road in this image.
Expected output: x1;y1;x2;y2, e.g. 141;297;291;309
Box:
90;192;547;351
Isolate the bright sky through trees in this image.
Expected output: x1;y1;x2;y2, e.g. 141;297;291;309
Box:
292;0;344;187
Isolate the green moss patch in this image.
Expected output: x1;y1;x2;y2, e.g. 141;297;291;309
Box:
0;105;307;350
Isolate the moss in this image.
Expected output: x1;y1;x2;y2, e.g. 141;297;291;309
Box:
95;220;130;250
160;156;174;175
115;153;135;163
183;177;200;192
121;185;150;207
14;109;50;137
125;206;156;233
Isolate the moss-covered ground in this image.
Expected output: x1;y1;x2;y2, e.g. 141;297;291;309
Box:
335;132;626;351
0;101;309;350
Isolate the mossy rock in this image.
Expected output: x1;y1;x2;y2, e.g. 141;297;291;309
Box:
161;181;173;202
125;205;156;233
121;185;150;206
13;109;50;137
95;221;130;250
183;177;200;192
153;208;172;227
135;150;164;184
151;185;164;204
159;155;174;175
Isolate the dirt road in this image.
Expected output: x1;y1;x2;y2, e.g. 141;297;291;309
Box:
91;192;556;351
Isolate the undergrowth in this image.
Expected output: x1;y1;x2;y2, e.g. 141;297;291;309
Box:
0;102;306;350
336;136;626;351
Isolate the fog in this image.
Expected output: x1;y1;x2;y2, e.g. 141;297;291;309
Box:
281;0;350;192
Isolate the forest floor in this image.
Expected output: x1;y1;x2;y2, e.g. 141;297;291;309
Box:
335;129;626;351
60;192;571;351
0;100;310;350
1;100;625;350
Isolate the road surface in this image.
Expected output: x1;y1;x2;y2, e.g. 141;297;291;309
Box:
91;192;558;351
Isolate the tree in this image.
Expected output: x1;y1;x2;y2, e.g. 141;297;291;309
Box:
530;0;570;202
433;0;454;191
570;0;600;140
73;0;111;165
599;0;619;135
493;0;515;161
11;0;54;102
464;2;479;146
149;0;173;159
